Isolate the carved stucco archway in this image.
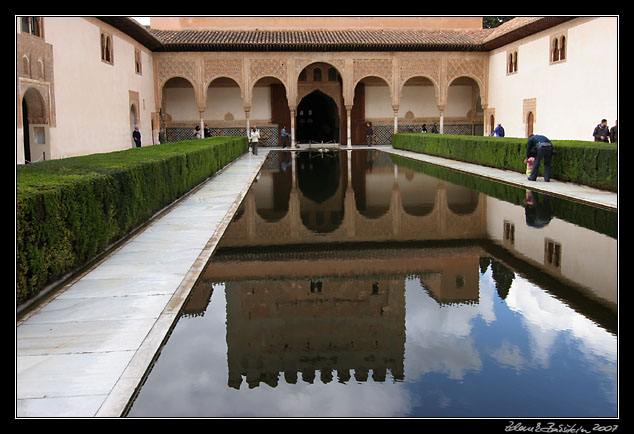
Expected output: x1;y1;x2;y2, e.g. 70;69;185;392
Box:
442;57;488;108
159;75;198;124
352;59;394;105
247;58;289;109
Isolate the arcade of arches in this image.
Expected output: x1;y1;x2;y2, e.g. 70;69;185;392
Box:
156;52;487;146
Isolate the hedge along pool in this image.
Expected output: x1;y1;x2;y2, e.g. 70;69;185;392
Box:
125;149;617;418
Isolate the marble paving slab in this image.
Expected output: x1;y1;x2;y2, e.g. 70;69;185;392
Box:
16;150;270;418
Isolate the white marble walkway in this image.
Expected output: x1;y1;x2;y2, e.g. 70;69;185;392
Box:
16;150;270;418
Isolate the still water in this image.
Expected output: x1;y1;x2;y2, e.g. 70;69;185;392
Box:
126;150;617;418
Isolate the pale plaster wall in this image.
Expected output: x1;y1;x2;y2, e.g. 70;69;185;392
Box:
166;85;271;123
365;85;393;119
446;86;473;117
398;85;440;119
487;17;618;140
204;86;244;121
43;17;155;158
164;87;198;122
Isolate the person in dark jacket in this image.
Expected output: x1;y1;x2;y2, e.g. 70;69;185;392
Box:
526;134;555;182
492;123;505;137
593;119;610;142
609;120;617;143
132;126;141;147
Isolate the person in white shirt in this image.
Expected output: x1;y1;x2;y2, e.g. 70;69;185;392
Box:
249;126;260;154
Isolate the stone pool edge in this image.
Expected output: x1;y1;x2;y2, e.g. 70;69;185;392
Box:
95;150;271;417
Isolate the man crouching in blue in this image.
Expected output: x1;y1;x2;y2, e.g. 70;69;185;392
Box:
526;134;555;182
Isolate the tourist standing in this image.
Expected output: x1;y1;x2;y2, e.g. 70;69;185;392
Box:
492;123;505;137
593;119;610;142
249;125;260;154
194;125;202;139
610;120;617;143
526;134;555;182
281;125;289;148
132;126;141;147
365;122;374;146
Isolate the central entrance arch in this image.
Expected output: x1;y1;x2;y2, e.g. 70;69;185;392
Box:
296;90;339;143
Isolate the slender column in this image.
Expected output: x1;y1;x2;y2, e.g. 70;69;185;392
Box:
393;107;399;134
199;112;205;137
290;109;296;148
292;151;297;188
438;106;445;134
346;106;352;147
244;108;250;136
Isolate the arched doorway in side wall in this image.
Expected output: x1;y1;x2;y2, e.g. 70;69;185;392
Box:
296;90;339;143
21;87;48;163
130;104;138;147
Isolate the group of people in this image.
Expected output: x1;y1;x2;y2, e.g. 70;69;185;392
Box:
194;124;214;139
593;119;617;143
142;117;615;184
248;125;291;153
522;117;617;183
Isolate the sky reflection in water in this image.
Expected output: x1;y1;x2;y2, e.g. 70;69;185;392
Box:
127;150;617;418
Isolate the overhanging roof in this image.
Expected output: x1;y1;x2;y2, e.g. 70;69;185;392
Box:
98;16;577;52
147;28;492;52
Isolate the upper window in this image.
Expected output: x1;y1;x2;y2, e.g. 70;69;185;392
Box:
21;17;42;37
507;50;518;74
550;33;567;63
135;48;142;75
100;31;113;64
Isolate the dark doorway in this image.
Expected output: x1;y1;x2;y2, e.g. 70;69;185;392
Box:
296;91;339;143
22;98;31;163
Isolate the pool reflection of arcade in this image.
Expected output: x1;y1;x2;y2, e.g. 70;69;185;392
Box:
185;150;489;390
182;149;616;391
186;242;494;390
224;149;486;245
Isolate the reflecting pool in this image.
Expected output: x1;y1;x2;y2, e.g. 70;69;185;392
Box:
126;150;617;418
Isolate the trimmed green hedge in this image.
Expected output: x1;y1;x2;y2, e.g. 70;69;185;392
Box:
16;137;247;305
392;133;617;191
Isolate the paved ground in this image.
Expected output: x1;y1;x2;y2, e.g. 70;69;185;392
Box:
15;146;617;418
16;150;270;418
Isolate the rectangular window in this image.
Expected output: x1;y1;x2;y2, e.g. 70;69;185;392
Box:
544;239;562;269
503;221;515;245
506;49;518;75
135;49;142;75
550;32;568;64
21;17;42;37
100;31;114;65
